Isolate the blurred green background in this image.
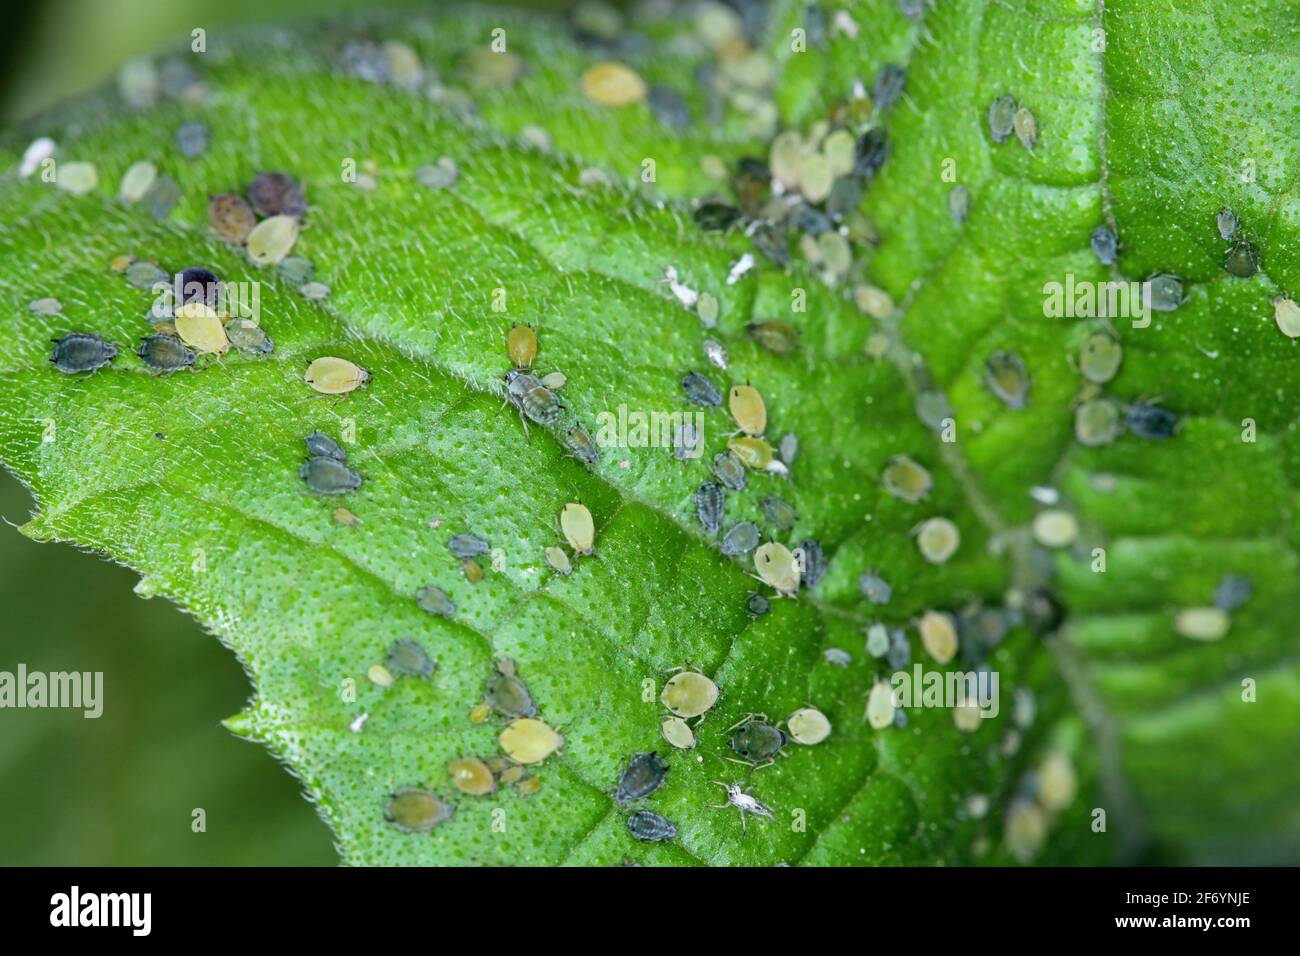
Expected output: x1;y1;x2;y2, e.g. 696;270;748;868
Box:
0;0;576;867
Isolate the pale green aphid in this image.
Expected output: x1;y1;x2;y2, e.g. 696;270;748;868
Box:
499;718;563;764
916;517;960;564
1174;606;1230;641
544;545;572;575
1079;331;1122;384
1037;752;1078;811
56;161;98;195
1032;510;1079;549
246;214;300;266
882;454;932;502
118;160;157;203
560;502;595;556
787;707;831;745
865;680;896;730
661;716;696;749
384;787;453;833
660;670;718;718
1075;398;1121;446
918;610;958;664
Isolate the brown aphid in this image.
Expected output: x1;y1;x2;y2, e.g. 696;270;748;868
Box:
507;325;537;369
248;171;307;218
463;558;484;582
449;757;496;796
208;192;257;244
747;320;800;355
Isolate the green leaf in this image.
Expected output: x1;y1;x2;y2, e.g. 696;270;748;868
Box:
1;1;1296;866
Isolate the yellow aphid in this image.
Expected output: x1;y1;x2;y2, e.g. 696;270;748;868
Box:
919;610;958;664
1037;752;1077;811
560;502;595;556
499;764;526;785
305;356;369;395
581;62;647;106
1174;606;1230;641
333;507;359;527
1032;510;1078;549
516;776;542;797
111;254;134;272
787;707;831;745
661;716;696;749
545;545;572;575
246;213;300;266
916;517;960;564
727;435;774;469
449;756;496;796
367;664;395;688
499;718;564;764
463;558;484;582
507;325;537;369
729;384;767;436
384;788;453;832
865;680;896;729
174;301;230;354
468;701;492;723
754;541;800;596
660;671;719;718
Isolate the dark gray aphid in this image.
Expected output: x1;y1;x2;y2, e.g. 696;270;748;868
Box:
449;534;490;558
899;0;927;19
138;333;195;373
695;481;725;535
750;223;790;266
51;333;116;374
732;156;771;217
301;456;361;494
729;719;788;763
1090;226;1118;265
146;175;181;219
893;708;909;728
746;592;770;617
1213;575;1253;612
566;425;600;466
1216;207;1239;241
721;521;761;557
125;260;169;290
985;350;1030;408
712;451;747;492
853;128;889;181
224;319;274;354
1224;241;1258;278
339;39;388;83
693;201;741;232
1024;587;1066;635
859;570;892;604
825;175;862;217
416;585;456;618
799;539;826;588
504;369;563;426
948;185;969;224
305;431;346;461
647;85;691;128
387;638;435;678
1145;273;1184;312
760;495;795;531
795;203;834;235
682;371;722;407
627;810;676;843
176;120;209;158
250;171;307;218
615;752;669;803
988;95;1017;143
1127;402;1178;440
887;629;910;669
485;664;536;718
805;2;827;45
873;64;905;111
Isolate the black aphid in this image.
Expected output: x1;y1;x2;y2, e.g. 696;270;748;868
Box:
51;333;116;374
449;534;490;558
626;810;676;843
695;481;726;535
795;203;834;235
1090;226;1118;265
138;333;195;373
177;266;220;307
693;201;742;232
1127;402;1178;440
853;128;890;181
682;371;722;407
1224;241;1258;278
301;456;361;494
746;592;771;617
729;719;788;763
732;157;771;217
750;223;789;265
615;752;669;803
305;431;346;461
